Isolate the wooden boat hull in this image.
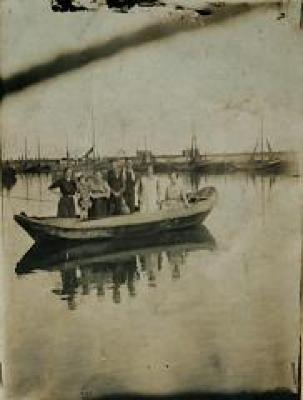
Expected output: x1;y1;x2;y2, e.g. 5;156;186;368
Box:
23;165;51;174
154;162;209;173
14;186;217;242
253;159;281;170
235;159;282;173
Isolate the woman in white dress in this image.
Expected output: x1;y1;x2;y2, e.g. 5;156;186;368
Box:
138;164;160;213
162;172;189;210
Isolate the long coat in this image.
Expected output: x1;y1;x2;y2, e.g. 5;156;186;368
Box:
107;169;125;215
49;178;77;218
124;170;136;213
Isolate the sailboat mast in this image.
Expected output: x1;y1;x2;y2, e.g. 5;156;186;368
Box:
91;107;96;160
1;135;4;164
37;137;41;160
251;140;258;160
190;135;193;159
24;137;28;161
260;116;264;161
193;134;197;159
144;135;147;152
66;136;69;160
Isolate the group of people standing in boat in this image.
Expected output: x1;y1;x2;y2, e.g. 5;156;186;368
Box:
49;159;189;219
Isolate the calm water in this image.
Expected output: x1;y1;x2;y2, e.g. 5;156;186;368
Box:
1;172;301;400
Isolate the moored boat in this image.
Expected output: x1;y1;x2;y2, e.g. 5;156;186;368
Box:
22;163;51;174
252;158;282;171
14;186;217;242
236;118;283;174
2;164;17;189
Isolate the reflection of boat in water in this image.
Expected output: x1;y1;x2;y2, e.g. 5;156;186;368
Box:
16;225;216;274
16;226;215;308
14;186;217;242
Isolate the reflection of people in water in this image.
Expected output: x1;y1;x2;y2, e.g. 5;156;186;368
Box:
166;250;187;280
112;264;124;304
51;246;190;309
126;257;137;297
157;253;164;271
80;266;94;296
112;256;138;303
140;253;161;287
52;267;78;310
94;266;106;297
50;257;139;305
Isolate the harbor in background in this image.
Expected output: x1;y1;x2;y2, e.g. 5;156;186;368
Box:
1;134;299;181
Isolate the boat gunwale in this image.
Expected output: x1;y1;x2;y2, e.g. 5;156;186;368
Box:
15;194;216;231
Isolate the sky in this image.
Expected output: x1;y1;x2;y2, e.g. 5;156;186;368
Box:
1;0;303;159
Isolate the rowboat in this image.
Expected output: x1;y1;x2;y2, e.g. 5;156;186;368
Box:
14;186;217;242
16;225;216;274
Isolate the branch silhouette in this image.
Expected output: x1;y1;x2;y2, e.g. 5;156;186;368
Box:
0;3;258;101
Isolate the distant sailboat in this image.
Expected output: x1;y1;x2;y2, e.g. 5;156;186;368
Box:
188;134;211;172
22;138;51;174
80;107;99;170
1;139;17;189
249;118;281;172
58;106;103;176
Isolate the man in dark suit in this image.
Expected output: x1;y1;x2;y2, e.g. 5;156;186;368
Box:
107;160;125;215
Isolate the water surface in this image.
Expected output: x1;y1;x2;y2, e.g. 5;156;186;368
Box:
1;172;301;400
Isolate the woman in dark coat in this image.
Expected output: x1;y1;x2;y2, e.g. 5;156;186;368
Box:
49;167;77;218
